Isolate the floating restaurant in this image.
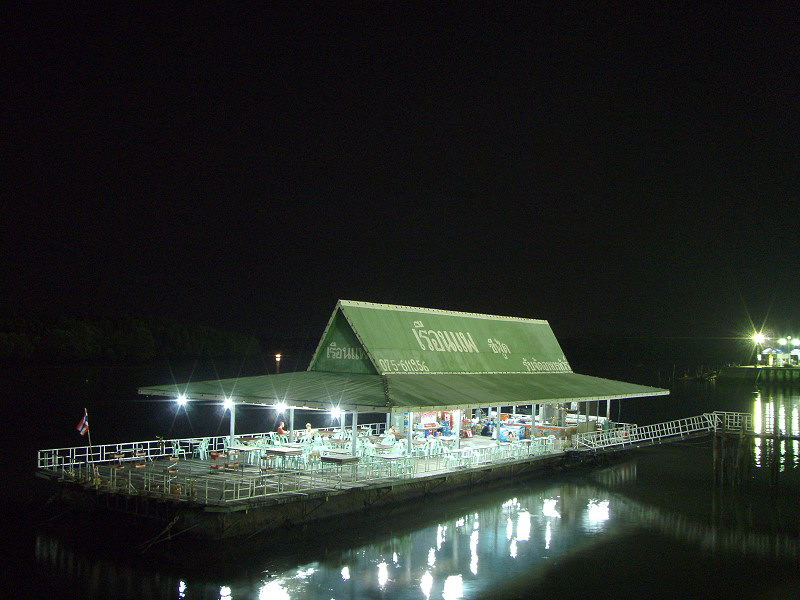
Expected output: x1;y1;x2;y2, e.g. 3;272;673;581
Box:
39;301;684;539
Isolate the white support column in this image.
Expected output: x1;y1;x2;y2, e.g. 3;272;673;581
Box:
496;405;501;446
606;398;612;421
454;409;461;450
289;407;295;443
229;402;236;448
351;410;358;456
407;411;414;455
386;412;391;433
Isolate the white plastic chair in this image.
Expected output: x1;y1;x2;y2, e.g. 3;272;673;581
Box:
170;441;187;459
193;439;209;460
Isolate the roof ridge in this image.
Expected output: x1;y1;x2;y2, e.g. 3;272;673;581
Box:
338;300;548;324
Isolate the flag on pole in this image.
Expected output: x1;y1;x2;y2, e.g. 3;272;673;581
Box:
76;412;89;436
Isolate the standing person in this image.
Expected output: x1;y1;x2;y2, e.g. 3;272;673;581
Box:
304;422;314;439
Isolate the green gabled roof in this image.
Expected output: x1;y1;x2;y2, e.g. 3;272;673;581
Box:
384;372;667;410
138;371;388;411
139;300;668;412
138;371;666;413
309;300;570;375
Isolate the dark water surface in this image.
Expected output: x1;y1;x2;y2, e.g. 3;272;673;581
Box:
7;363;800;599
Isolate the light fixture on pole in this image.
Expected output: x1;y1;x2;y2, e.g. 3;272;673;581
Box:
275;353;282;374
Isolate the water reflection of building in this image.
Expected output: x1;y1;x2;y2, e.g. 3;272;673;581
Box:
752;388;800;470
35;456;799;600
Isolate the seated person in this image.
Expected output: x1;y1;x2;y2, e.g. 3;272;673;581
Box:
276;421;288;435
506;429;518;442
382;426;397;443
304;422;315;439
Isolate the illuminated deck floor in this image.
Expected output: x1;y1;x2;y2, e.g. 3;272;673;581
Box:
45;436;560;508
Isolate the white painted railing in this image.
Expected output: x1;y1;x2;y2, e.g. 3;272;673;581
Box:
704;411;755;433
571;411;759;451
36;423;387;470
572;414;714;450
38;432;563;504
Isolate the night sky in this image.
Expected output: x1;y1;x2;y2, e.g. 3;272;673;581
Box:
3;4;799;351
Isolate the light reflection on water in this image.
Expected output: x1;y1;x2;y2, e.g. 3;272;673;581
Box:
752;388;800;470
32;384;800;599
37;468;799;600
37;481;617;599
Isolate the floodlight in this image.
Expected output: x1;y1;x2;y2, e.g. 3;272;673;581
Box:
223;397;233;410
778;338;787;346
275;401;288;413
176;393;188;406
752;333;766;345
331;406;342;420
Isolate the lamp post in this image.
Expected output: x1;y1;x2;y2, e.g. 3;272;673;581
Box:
753;333;766;366
275;353;282;374
224;397;235;448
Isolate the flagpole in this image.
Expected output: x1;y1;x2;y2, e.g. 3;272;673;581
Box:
84;407;94;459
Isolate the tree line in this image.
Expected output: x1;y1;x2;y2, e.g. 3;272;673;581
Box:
0;315;262;363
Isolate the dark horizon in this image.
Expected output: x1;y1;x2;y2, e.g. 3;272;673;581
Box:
4;4;798;348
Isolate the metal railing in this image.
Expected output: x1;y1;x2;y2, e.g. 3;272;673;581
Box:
571;411;759;451
36;423;387;470
38;430;564;505
572;414;713;450
704;411;754;433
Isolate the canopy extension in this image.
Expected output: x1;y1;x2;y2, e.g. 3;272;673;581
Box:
139;300;668;411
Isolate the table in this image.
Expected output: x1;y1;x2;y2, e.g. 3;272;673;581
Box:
415;425;442;438
374;454;412;477
226;444;262;471
374;443;394;454
438;436;457;449
180;438;206;458
411;439;428;456
513;438;532;457
320;452;360;485
445;448;473;468
262;446;303;471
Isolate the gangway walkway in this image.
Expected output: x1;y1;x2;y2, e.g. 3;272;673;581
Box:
572;410;800;452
